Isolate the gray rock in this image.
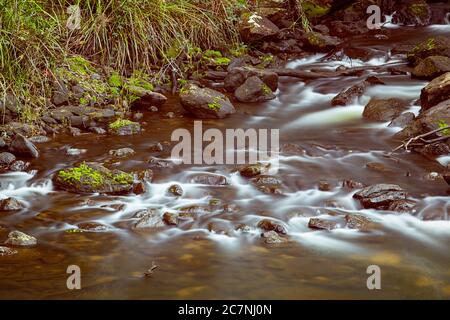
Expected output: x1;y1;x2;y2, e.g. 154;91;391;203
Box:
9;134;39;158
109;147;135;158
234;76;276;103
353;184;407;210
0;246;18;256
189;173;229;185
0;197;25;211
5;231;37;246
134;209;165;228
261;230;287;244
180;83;235;119
308;218;337;231
224;66;278;93
0;152;16;165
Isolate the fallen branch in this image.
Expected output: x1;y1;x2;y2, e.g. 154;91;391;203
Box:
391;126;450;154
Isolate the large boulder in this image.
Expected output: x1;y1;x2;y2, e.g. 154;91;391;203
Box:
224;66;278;93
53;162;135;194
391;0;431;27
237;12;279;42
412;56;450;80
353;184;407;210
0;152;16;166
9;134;39;158
407;36;450;67
180;83;235;119
234;76;276;103
363;98;408;121
420;72;450;110
302;31;342;52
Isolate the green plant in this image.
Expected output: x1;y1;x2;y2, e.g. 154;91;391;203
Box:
437;120;450;135
109;119;137;130
208;96;222;111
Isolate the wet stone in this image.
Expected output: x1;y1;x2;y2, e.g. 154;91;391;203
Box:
9;134;39;158
5;231;37;246
353;184;407;210
235;224;251;233
77;222;108;232
167;184;183;197
0;246;18;257
109;147;135;158
342;180;364;189
0;197;25;211
257;219;287;235
318;180;332;191
134;209;165;229
0;152;16;165
162;212;178;226
308;218;337;231
189;173;228;185
345;214;372;230
261;231;287;244
239;163;269;178
387;200;417;213
149;142;163;152
9;160;29;172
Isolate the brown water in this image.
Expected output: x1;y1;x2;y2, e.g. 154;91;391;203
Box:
1;26;450;299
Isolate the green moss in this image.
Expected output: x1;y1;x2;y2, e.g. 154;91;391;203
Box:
212;57;231;66
203;50;222;58
58;163;104;188
109;119;138;130
111;172;134;185
66;56;95;75
79;97;89;105
208;96;222;111
108;72;122;87
261;83;272;95
409;4;428;18
302;1;330;19
437;120;450;135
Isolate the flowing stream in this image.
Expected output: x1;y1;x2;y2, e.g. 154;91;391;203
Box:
1;26;450;299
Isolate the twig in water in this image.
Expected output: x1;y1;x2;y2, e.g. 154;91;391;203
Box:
144;261;159;277
391;126;450;154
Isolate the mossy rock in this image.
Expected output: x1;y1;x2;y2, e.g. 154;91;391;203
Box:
407;36;450;66
53;162;134;194
108;119;141;135
412;56;450;80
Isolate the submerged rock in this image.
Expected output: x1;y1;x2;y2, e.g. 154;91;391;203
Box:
261;230;287;244
345;214;372;230
0;246;18;256
234;76;276;103
53;162;134;194
353;184;407;210
189;173;228;185
9;134;39;158
420;72;450;110
134;209;165;229
239;163;270;178
180;83;235;119
308;218;337;231
5;230;37;246
77;222;108;232
363;98;408;122
0;197;25;211
108;147;135;158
